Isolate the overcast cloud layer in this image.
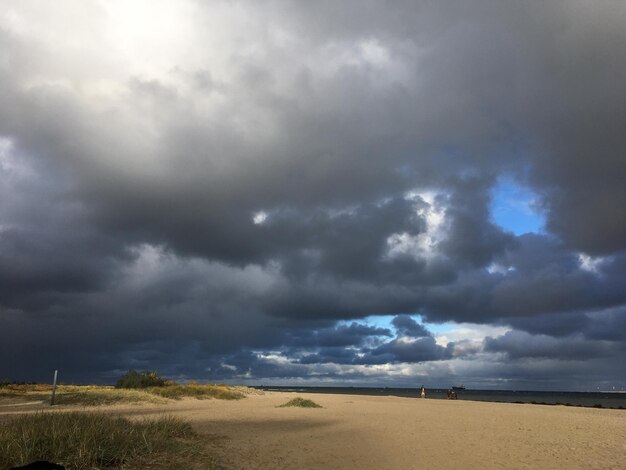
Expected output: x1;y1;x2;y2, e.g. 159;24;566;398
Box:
1;0;625;390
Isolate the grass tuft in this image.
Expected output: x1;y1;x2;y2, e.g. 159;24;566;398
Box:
0;412;207;469
278;397;322;408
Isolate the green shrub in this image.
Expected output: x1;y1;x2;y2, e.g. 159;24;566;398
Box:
278;397;322;408
115;370;168;389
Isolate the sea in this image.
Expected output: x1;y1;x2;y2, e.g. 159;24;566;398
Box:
254;386;626;409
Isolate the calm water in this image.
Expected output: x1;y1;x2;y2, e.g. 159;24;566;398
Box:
254;386;626;409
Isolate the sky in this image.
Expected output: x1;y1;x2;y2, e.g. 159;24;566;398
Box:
1;0;625;391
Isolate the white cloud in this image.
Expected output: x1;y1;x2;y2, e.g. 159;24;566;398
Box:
434;322;510;348
486;263;515;275
385;190;448;261
253;210;268;225
0;136;15;172
577;253;606;274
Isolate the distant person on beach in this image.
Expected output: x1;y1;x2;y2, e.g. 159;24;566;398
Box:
420;385;426;398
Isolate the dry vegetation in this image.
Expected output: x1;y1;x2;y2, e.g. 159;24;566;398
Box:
147;382;246;400
0;382;247;406
0;412;213;469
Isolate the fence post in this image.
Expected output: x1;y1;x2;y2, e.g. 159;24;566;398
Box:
51;370;58;406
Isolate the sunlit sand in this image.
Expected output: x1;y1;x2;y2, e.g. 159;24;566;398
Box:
13;391;620;469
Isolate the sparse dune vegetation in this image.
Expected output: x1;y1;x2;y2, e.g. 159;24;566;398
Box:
0;372;247;406
114;370;247;400
147;382;246;400
0;383;165;405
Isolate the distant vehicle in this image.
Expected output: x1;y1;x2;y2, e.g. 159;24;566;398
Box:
452;384;466;391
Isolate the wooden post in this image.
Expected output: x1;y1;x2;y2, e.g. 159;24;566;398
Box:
51;370;58;406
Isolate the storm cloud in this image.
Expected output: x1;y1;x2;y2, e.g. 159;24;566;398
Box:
1;0;625;389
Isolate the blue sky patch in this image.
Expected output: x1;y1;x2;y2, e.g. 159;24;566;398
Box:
490;177;545;235
362;315;456;335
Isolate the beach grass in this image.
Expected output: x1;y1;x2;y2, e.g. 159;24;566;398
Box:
145;383;246;400
278;397;322;408
0;382;246;406
52;386;167;406
0;411;211;469
0;383;53;395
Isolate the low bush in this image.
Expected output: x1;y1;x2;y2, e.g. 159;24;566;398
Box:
115;370;167;389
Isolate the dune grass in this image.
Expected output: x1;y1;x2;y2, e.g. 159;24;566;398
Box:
0;411;211;469
278;397;322;408
0;383;245;406
0;384;165;406
146;383;246;400
0;383;53;396
51;386;168;406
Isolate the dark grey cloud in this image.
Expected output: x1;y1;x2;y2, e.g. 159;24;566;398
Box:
484;331;618;361
506;306;626;342
302;323;392;348
298;348;358;365
391;315;430;338
419;236;626;323
360;337;451;365
0;0;625;388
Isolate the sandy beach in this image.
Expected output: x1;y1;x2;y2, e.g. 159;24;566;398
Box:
5;391;623;469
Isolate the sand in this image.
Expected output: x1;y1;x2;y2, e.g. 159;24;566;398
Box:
3;391;625;469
